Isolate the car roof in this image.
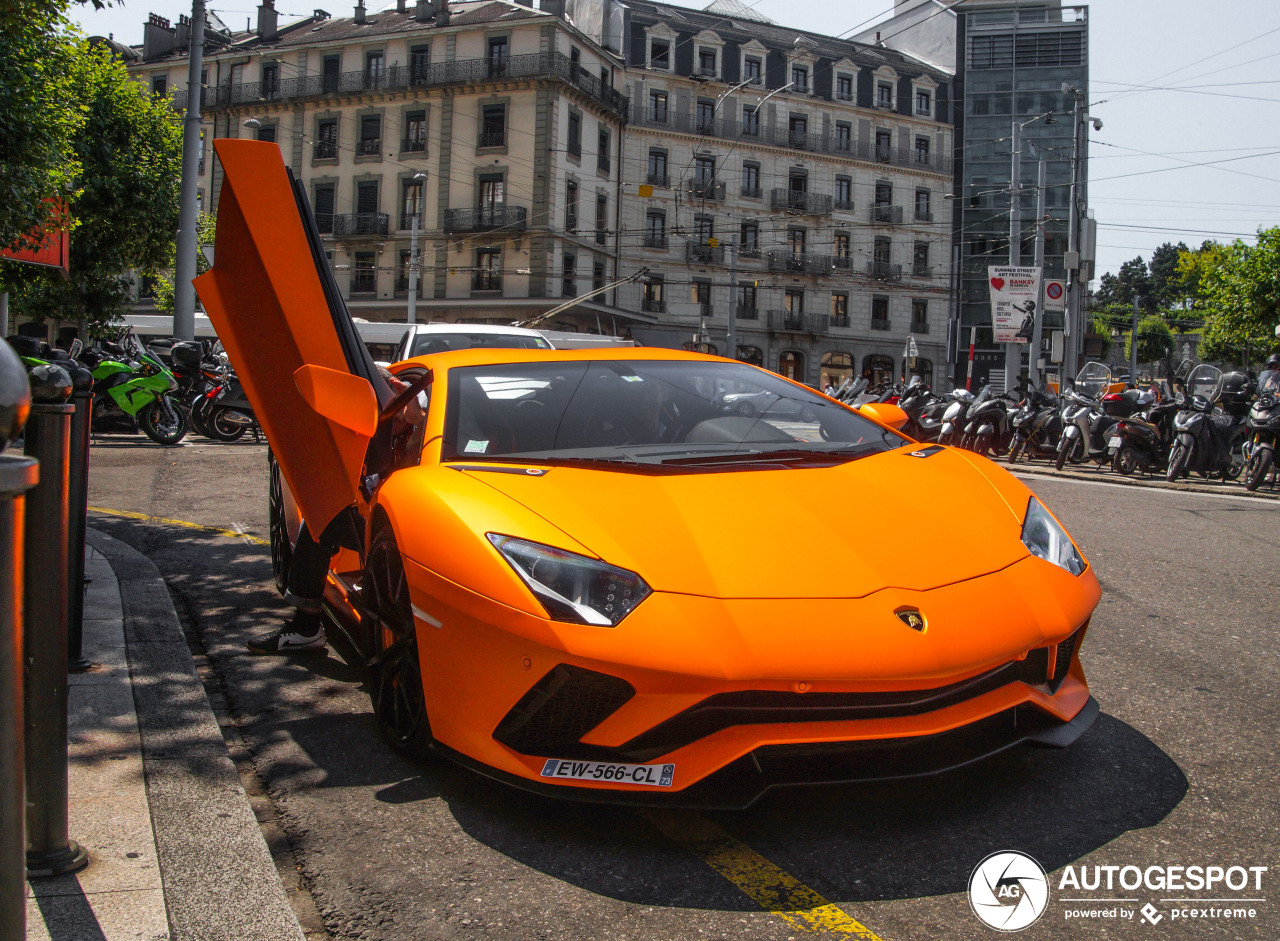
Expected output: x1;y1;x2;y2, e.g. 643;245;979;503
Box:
395;346;726;370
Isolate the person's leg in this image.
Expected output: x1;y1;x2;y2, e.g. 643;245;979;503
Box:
247;522;331;653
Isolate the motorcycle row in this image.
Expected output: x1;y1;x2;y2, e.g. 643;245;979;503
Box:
831;358;1280;493
5;330;259;447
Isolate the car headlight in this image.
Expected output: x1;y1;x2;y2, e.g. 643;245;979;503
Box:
487;534;651;626
1021;497;1085;576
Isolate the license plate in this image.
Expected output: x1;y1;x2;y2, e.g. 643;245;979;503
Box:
540;758;675;787
1108;436;1121;449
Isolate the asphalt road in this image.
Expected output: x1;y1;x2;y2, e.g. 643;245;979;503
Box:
87;434;1280;941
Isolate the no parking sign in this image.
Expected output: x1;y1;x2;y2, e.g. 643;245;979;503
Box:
1044;279;1066;311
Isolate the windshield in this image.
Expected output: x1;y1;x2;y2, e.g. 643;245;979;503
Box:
1187;364;1223;401
1259;371;1280;395
1075;362;1111;399
443;360;906;467
411;332;550;357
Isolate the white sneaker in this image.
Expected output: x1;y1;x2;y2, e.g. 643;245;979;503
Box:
246;624;327;654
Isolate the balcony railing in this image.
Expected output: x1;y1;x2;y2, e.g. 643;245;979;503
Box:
915;209;934;222
472;271;502;291
741;185;762;199
351;272;376;294
766;252;845;275
871;316;890;331
686;243;726;265
313;140;337;159
443;205;527;233
868;261;903;281
911;320;930;334
770;189;833;214
834;198;854;212
479;129;506;148
767;310;829;335
912;264;933;279
401;137;426;153
687;179;725;201
643;233;668;249
831;314;850;328
872;204;904;224
641;296;666;313
356;137;382;156
735;305;758;320
646;172;669;187
173;52;630;120
332;213;389;237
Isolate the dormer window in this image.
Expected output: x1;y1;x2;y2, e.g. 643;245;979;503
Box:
877;82;894;109
915;88;932;116
698;47;717;77
743;56;762;84
791;65;809;93
649;39;670;70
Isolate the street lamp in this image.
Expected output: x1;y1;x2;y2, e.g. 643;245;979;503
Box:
1062;83;1103;375
406;171;427;325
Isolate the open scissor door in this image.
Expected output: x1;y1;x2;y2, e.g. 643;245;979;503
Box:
194;139;393;538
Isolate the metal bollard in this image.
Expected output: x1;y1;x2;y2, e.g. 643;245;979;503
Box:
66;369;94;672
23;394;88;878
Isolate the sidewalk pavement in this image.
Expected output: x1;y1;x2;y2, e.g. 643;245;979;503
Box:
25;529;307;941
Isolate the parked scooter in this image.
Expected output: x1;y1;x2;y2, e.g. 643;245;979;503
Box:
1166;364;1247;482
1241;368;1280;490
1054;362;1118;470
962;383;1020;456
938;388;975;446
1108;381;1180;475
201;365;261;442
1006;382;1061;464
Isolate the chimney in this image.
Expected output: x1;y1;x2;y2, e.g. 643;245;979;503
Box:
175;13;190;50
540;0;565;17
396;0;406;11
435;0;450;25
142;13;175;60
354;0;366;24
414;0;433;21
257;0;279;39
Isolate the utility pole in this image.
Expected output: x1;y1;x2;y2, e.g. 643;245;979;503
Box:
1005;119;1022;393
1030;157;1047;387
172;0;205;341
1131;294;1141;384
1065;90;1083;378
406;214;420;324
725;245;737;361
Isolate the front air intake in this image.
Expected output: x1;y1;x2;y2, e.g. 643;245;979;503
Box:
493;664;635;757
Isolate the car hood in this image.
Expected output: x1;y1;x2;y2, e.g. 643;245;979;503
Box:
463;446;1030;599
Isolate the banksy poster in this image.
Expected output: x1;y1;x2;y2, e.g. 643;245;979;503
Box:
987;266;1042;344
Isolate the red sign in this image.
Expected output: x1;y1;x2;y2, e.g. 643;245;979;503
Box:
1;200;70;277
1046;282;1064;301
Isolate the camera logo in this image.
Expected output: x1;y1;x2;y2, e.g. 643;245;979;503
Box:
969;851;1050;931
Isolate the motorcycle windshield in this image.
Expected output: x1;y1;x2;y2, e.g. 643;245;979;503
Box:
1187;364;1223;402
1075;362;1111;400
194;139;393;537
1259;372;1280;396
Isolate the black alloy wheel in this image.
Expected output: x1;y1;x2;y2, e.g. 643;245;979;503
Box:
362;526;433;756
210;408;249;441
267;451;292;596
1243;447;1272;491
1054;437;1071;471
1167;441;1189;482
1006;436;1024;464
139;397;188;445
1112;443;1140;476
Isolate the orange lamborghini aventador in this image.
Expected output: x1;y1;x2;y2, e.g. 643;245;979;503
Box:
198;140;1101;807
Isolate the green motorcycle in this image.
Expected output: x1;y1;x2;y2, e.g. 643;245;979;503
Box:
78;331;188;445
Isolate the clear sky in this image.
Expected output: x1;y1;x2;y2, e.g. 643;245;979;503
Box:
70;0;1280;283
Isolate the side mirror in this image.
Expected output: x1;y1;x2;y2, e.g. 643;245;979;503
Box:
859;402;909;431
293;364;378;437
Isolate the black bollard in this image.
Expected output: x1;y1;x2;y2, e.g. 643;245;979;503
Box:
0;338;35;941
66;367;94;672
22;366;88;878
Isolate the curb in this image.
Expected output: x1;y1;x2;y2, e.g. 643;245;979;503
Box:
84;527;306;941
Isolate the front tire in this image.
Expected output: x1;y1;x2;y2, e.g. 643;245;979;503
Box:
362;526;432;756
267;451;292;596
1007;436;1025;464
139;397;187;445
1167;440;1189;482
1243;447;1272;491
1054;437;1071;471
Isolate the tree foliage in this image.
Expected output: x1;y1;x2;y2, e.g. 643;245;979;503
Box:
1124;314;1173;364
152;212;217;315
3;40;182;330
1194;227;1280;364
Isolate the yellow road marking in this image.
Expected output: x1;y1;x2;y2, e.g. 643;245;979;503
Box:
641;810;885;939
88;506;269;546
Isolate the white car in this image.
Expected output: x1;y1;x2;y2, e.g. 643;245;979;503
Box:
393;323;553;361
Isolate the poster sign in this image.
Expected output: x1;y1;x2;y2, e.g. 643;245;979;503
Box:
1044;279;1066;312
988;265;1041;344
0;200;70;277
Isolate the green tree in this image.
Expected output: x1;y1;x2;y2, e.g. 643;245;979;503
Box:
1089;312;1114;359
1148;241;1190;309
1095;257;1156;312
3;40;182;332
1196;227;1280;364
1124;314;1173;364
0;0;84;252
153;212;217;315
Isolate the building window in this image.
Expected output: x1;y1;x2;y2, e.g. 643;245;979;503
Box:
261;62;279;95
313;183;335;233
647;149;668;186
322;54;340;92
480;105;506;148
474;247;501;291
355;180;379;223
256;123;276;143
736;284;757;318
410;45;430;84
739;221;759;253
592;257;606;291
788;227;806;255
835;176;852;211
741;104;760;137
642;276;665;312
597;127;611;174
698;47;717;76
876;128;893;161
649;90;668;122
151;75;167;96
877;81;894;109
565;179;578;232
871;296;890;330
691;280;711;317
743;56;762;84
910;356;933;385
403;110;426;153
913;242;930;277
595;194;608;244
821;351;853;390
644;210;666;248
696;98;716;134
649;39;670;70
916;88;932;115
834;231;850;262
830;293;849;328
693;154;716;195
401;177;424;229
835;121;851;151
914;135;930;165
788;114;808;148
315;119;338;160
352;251;376;293
365;50;385;88
864;352;894;383
911;299;929;333
741;162;760;198
778;350;804;380
915;188;932;222
358;114;381;156
784;288;804;314
791;65;809;93
488;36;509;76
567;111;582;157
836;74;853;101
875;180;893;207
562;251;577;296
737;345;763;366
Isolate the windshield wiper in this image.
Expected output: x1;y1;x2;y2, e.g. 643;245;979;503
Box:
659;445;874;467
